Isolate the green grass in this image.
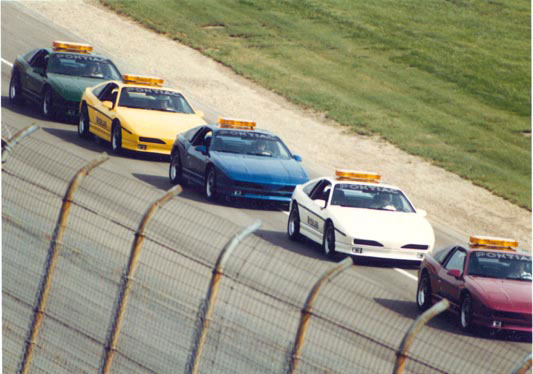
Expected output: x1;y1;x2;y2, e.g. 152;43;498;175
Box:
100;0;531;209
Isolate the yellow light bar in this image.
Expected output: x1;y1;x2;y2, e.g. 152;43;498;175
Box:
469;235;519;250
335;169;381;183
218;117;256;130
122;74;164;87
53;41;93;54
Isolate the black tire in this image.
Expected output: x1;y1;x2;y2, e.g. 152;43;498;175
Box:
9;71;24;105
416;273;433;311
169;151;185;185
322;222;337;258
78;105;91;139
205;167;218;201
459;293;474;332
41;86;56;120
287;203;301;241
111;123;122;154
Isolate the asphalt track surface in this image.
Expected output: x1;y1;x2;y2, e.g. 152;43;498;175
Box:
2;2;531;374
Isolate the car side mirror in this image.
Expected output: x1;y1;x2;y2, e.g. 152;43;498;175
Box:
416;209;427;217
447;269;462;279
195;110;204;118
313;199;326;209
102;101;114;110
293;154;302;162
195;145;208;155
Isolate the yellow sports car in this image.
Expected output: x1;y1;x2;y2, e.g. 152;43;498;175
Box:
78;74;206;155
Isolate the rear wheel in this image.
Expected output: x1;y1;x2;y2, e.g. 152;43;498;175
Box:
459;293;474;332
205;167;218;201
416;273;432;311
287;203;301;241
322;222;337;258
78;105;90;139
9;71;24;105
111;124;122;154
41;86;56;120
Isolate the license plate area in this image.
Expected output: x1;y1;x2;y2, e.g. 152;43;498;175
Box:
352;247;363;254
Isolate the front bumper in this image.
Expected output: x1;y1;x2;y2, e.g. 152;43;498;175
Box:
473;311;532;333
335;241;428;262
216;177;295;202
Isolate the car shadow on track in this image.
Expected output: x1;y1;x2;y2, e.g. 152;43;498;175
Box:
353;256;421;270
254;229;348;262
41;127;170;162
374;298;532;342
2;95;77;125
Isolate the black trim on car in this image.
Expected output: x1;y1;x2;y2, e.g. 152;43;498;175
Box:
354;239;383;247
299;204;346;237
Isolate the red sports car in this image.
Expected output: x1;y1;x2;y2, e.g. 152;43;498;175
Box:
416;235;532;334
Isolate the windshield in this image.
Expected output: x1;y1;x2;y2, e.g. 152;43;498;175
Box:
468;251;532;281
329;184;415;212
47;53;121;79
210;130;292;159
118;87;194;113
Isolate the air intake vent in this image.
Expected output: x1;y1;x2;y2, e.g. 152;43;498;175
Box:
353;239;383;247
401;244;429;250
139;137;166;144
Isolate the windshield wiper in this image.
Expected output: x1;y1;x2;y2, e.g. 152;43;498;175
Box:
247;152;272;157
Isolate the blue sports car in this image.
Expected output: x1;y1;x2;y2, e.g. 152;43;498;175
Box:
168;118;309;204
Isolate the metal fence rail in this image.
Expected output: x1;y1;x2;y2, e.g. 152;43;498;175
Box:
2;122;531;374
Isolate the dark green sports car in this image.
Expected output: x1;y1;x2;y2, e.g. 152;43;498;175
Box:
8;41;122;120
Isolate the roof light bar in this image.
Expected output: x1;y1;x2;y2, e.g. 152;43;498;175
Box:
335;169;381;183
469;235;519;250
218;117;256;130
53;41;93;54
122;74;164;87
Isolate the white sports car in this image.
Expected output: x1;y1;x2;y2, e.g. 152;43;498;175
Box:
287;170;435;262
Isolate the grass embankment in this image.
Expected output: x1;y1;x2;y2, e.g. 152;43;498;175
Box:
100;0;531;209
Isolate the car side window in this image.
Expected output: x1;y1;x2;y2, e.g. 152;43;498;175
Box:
303;180;321;196
191;128;212;147
98;83;119;106
433;246;456;265
184;126;201;143
29;49;49;69
309;180;332;203
91;83;107;98
444;249;466;273
23;49;40;63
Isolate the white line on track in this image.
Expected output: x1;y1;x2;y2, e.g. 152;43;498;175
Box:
280;210;417;281
2;58;13;67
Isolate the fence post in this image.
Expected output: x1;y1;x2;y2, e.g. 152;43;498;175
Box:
187;220;262;374
17;152;109;374
393;299;450;374
2;124;39;163
288;257;352;374
512;353;532;374
99;184;182;374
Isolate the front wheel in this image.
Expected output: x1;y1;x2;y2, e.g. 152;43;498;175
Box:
322;222;337;258
459;293;474;332
111;124;122;154
78;105;90;139
416;273;432;311
287;203;301;241
205;167;218;201
169;152;185;185
9;71;24;105
41;87;56;120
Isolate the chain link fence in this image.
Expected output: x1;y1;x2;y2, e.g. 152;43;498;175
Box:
2;122;531;374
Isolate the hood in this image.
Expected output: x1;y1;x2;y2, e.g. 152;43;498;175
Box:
466;277;532;313
116;108;206;140
47;73;104;102
328;206;435;247
210;152;309;185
